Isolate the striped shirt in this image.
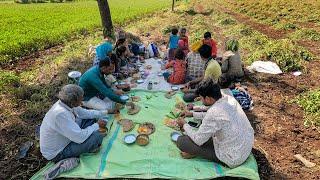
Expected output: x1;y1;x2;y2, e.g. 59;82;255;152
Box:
186;52;206;79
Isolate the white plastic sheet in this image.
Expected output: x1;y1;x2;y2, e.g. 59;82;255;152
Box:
129;58;183;91
247;61;283;74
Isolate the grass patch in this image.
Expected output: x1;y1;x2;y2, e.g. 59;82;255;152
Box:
291;29;320;41
276;23;297;30
220;18;237;25
244;38;313;71
296;89;320;127
263;39;306;71
240;27;254;36
0;70;20;93
218;17;313;71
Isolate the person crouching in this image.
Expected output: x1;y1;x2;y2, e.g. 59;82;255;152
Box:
163;48;187;85
40;84;115;163
176;79;254;168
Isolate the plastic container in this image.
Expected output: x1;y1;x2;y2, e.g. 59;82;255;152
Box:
171;86;179;91
123;134;136;144
136;134;149;146
68;71;82;84
137;79;144;84
171;132;182;142
120;95;129;101
147;82;153;90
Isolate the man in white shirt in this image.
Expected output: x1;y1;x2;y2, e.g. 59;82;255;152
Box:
40;84;116;163
177;79;254;168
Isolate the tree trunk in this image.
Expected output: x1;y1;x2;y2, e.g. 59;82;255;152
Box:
172;0;175;11
97;0;113;38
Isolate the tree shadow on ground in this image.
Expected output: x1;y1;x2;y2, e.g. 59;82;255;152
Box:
246;72;306;95
185;9;214;16
252;148;288;180
245;110;263;134
173;6;214;16
244;72;305;120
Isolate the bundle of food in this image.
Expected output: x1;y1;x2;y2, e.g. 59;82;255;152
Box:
132;73;141;80
163;118;180;131
166;109;181;119
145;65;152;70
175;101;186;111
115;103;125;110
165;91;176;99
130;96;141;102
114;113;122;121
126;102;141;115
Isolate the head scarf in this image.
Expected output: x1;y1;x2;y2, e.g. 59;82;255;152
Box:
96;42;113;61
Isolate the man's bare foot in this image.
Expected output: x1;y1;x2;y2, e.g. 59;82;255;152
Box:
194;97;201;102
180;151;196;159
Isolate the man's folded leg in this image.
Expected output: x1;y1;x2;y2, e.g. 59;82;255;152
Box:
176;135;220;162
52;131;104;163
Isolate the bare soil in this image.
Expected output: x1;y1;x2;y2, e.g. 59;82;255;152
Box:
243;62;320;179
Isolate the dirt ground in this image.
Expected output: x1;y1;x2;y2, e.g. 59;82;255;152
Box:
244;62;320;179
1;1;320;180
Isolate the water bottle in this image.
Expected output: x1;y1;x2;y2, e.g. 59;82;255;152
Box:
144;49;149;59
147;82;153;90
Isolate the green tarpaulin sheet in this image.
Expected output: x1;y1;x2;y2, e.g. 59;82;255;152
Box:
31;90;259;180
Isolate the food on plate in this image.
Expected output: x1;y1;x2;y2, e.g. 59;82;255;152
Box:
118;119;135;132
136;134;149;146
137;122;155;135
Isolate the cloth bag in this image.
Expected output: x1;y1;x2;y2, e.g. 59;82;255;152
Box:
147;43;159;57
191;40;203;52
247;61;283;74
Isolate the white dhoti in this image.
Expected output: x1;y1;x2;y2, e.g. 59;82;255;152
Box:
82;96;114;110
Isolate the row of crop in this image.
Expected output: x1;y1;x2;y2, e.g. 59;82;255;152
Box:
0;0;170;65
213;0;320;44
224;0;320;29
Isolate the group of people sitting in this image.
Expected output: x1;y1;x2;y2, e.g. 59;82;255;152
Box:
163;28;245;102
39;28;254;171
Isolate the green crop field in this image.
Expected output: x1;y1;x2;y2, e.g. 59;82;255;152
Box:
0;0;170;64
217;0;320;42
219;0;320;29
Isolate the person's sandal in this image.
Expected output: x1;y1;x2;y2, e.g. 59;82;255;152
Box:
180;151;196;159
90;147;101;153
